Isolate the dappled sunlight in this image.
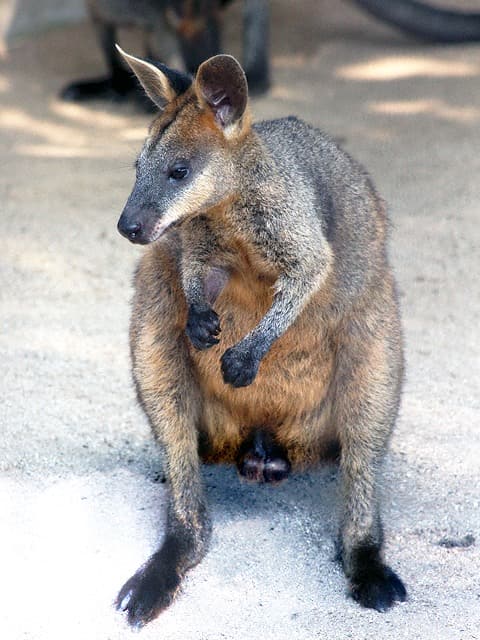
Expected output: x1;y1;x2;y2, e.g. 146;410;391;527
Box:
270;84;308;101
354;126;394;143
0;106;89;145
272;53;309;69
119;127;149;142
369;99;480;124
0;103;145;158
337;56;480;81
14;142;125;158
50;99;137;129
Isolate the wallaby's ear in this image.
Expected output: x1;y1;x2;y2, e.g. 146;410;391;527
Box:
115;45;192;110
195;55;248;128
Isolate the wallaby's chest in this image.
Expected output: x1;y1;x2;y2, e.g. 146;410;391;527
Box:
189;261;334;441
200;215;279;309
178;216;335;458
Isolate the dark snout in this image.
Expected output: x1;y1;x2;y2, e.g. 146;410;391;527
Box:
117;216;142;242
117;203;159;245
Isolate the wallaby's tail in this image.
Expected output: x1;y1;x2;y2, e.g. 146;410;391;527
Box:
352;0;480;43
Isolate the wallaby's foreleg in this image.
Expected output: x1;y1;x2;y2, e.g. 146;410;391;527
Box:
221;227;333;387
334;324;406;611
116;283;211;628
182;216;228;350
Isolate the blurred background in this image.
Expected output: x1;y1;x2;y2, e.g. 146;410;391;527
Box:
0;2;479;639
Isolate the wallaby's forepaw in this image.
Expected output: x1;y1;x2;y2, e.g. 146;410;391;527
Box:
116;557;181;629
221;343;260;387
350;563;407;612
186;304;221;350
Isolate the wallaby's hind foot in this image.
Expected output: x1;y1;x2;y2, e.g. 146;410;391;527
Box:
116;551;181;629
237;431;291;484
61;74;155;112
61;66;136;100
342;543;407;612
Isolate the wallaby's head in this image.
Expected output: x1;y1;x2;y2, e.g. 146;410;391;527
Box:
116;46;250;245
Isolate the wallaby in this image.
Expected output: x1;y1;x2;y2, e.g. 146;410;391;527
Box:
114;47;406;628
62;0;480;108
61;0;269;106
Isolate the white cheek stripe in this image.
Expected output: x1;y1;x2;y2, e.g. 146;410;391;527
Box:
166;164;216;221
150;215;176;242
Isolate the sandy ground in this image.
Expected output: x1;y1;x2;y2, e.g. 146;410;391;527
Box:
1;1;479;638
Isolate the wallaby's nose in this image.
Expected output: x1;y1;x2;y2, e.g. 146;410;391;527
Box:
118;218;142;242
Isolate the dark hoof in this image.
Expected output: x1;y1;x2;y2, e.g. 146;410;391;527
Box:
221;344;260;387
116;557;181;629
186;304;220;350
350;564;407;612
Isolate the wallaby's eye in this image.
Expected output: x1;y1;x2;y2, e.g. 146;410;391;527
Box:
168;164;190;182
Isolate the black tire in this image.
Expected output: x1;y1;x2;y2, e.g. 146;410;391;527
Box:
352;0;480;43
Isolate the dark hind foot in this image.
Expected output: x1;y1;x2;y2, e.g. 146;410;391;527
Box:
116;551;181;629
61;73;155;112
116;523;209;628
61;72;134;101
343;543;407;612
237;430;291;484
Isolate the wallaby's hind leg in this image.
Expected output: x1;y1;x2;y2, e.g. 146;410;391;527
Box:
237;430;291;484
116;259;211;628
242;0;270;94
335;318;406;611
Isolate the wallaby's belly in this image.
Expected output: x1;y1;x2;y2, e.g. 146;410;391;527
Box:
191;270;337;467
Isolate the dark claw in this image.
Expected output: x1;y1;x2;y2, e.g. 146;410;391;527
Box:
186;304;221;350
221;344;260;387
